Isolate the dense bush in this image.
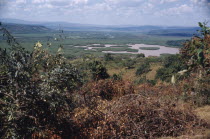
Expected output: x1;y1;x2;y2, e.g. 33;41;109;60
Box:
136;62;151;76
75;94;205;138
181;22;210;72
89;60;109;81
123;58;136;69
80;79;134;101
155;55;187;82
104;53;113;61
136;53;145;58
179;22;210;104
0;27;83;138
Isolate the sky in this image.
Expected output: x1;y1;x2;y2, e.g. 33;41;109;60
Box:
0;0;210;26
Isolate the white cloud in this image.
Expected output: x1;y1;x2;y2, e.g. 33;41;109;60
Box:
32;0;88;5
16;0;26;4
87;3;112;11
191;0;205;3
73;0;88;4
1;0;208;26
191;0;210;5
155;4;193;16
160;0;179;4
105;0;144;7
38;3;54;9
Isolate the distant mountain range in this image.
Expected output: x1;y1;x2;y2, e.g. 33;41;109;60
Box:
0;18;200;36
0;23;52;33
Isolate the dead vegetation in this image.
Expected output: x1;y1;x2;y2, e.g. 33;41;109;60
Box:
74;93;207;139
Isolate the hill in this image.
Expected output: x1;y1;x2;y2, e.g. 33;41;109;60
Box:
0;23;52;34
147;27;199;37
0;18;198;35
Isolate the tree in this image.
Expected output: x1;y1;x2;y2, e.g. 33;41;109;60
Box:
136;62;151;76
104;53;113;61
89;60;109;81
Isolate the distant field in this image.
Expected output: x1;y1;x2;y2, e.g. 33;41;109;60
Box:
139;47;160;50
88;44;106;47
94;47;138;52
0;31;190;57
110;45;132;48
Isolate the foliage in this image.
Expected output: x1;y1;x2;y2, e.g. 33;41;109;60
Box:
166;40;186;48
0;22;209;139
123;59;136;69
0;26;83;138
104;53;113;61
111;73;122;81
136;53;145;58
198;22;210;36
155;55;187;82
178;23;210;104
135;77;157;86
136;62;151;76
88;60;109;81
181;22;210;72
139;47;160;50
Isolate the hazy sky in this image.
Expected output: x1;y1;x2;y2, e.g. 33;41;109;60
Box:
0;0;210;26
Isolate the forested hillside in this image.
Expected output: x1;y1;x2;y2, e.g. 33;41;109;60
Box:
0;22;209;138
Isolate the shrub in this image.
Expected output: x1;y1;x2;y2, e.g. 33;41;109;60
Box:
155;55;187;82
80;79;135;101
77;94;206;138
89;60;109;81
179;23;210;104
123;59;136;69
136;62;151;76
104;53;113;61
0;26;83;138
181;22;210;71
136;53;145;58
111;73;122;81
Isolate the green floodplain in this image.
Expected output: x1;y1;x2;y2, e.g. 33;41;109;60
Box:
0;31;190;58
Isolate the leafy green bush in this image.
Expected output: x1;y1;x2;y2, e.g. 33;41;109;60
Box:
0;26;83;138
181;22;210;71
136;62;151;76
89;60;109;81
111;73;122;81
123;59;136;69
155;55;187;82
179;22;210;105
104;53;113;61
134;78;156;86
136;53;145;58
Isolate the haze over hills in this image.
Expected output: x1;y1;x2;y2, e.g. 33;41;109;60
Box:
0;18;199;36
0;23;52;34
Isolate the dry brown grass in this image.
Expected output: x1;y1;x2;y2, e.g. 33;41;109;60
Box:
107;63;162;82
159;100;210;139
147;64;162;80
195;106;210;124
